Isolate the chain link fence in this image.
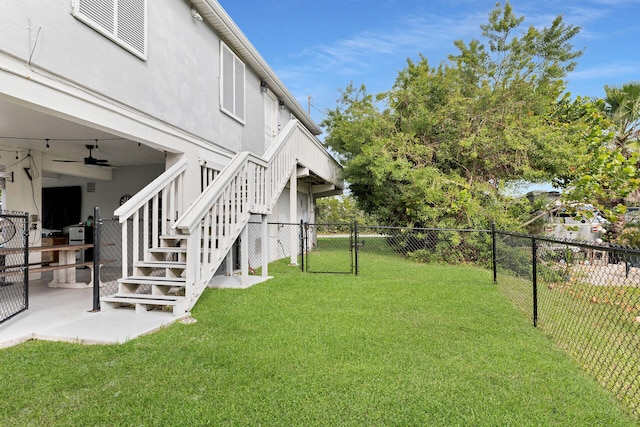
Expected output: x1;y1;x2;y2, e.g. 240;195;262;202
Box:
246;222;302;273
7;212;637;416
356;225;493;275
495;231;640;417
0;212;28;324
96;217;129;297
304;223;354;274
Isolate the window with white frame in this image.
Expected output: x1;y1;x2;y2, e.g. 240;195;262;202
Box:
72;0;147;60
220;42;245;123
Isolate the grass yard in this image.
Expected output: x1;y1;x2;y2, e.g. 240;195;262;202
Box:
0;253;637;425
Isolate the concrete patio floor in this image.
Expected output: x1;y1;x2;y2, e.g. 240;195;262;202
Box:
0;270;183;349
0;271;272;349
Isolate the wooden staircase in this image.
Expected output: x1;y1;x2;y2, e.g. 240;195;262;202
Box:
105;120;320;316
102;234;189;315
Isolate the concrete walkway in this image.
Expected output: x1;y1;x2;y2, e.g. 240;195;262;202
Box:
0;272;272;349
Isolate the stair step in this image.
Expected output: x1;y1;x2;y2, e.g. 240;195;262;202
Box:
148;247;187;254
159;235;188;247
102;294;186;316
108;293;182;302
160;234;188;240
118;276;186;285
134;261;186;269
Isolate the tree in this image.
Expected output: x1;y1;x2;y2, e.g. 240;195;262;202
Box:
315;194;374;226
561;82;640;240
599;82;640;158
323;2;598;230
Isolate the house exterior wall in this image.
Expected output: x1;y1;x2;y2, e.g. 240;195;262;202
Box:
0;0;267;155
0;1;342;282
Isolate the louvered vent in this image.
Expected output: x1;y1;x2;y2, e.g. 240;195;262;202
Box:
79;0;115;32
117;0;146;56
222;45;235;114
220;42;245;122
73;0;147;60
234;57;245;121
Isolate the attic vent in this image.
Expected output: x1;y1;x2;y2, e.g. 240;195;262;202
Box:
73;0;147;60
87;181;96;192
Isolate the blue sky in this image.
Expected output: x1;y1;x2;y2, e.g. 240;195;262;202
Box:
218;0;640;129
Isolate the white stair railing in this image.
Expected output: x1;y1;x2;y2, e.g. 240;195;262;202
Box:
173;153;268;307
173;120;310;310
112;120;326;313
114;159;188;278
263;120;298;209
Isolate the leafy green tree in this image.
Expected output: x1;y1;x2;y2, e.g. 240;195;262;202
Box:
562;82;640;240
315;194;374;225
323;2;598;230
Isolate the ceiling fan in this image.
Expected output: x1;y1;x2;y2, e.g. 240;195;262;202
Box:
53;144;114;168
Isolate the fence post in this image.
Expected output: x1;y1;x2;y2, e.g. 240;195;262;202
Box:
300;220;304;272
354;220;359;276
23;212;30;310
491;223;497;283
92;206;101;312
532;237;538;327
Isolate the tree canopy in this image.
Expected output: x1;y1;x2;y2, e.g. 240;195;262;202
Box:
562;82;640;238
322;2;609;230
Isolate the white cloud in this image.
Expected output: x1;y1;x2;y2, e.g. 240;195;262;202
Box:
570;62;640;80
295;11;486;78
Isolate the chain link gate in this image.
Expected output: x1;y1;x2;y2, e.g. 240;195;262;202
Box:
0;212;29;325
303;222;357;274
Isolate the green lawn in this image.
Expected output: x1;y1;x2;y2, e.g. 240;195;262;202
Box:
0;254;637;425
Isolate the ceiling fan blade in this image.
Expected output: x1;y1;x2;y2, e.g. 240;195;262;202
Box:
53;145;113;166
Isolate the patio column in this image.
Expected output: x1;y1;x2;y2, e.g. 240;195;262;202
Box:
289;168;298;265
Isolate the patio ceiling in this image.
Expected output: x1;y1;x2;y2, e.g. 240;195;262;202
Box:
0;98;165;170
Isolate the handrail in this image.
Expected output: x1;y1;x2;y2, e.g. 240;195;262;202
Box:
113;158;188;278
114;158;188;222
173;152;267;234
112;119;338;313
263;119;297;161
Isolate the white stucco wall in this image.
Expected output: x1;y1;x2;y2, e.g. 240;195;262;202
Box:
0;0;267;155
